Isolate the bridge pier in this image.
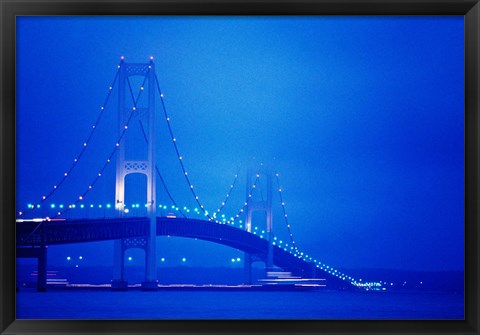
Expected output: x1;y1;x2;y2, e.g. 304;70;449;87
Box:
17;246;47;292
244;253;252;284
111;280;128;291
141;226;158;291
112;236;159;291
112;240;128;291
303;262;317;278
37;245;47;292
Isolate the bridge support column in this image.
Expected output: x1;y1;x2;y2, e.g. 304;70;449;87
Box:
37;245;47;292
244;167;253;284
141;220;158;291
141;58;157;291
16;246;48;292
244;163;274;281
112;240;128;290
113;58;157;291
244;253;252;284
265;167;273;274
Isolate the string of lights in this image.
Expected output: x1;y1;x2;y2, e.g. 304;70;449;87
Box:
154;73;214;221
52;67;151;218
124;58;187;218
212;172;239;220
22;202;207;217
18;64;122;217
274;172;361;285
228;173;260;225
136;119;187;219
275;172;301;256
17;58;373;289
126;75;148;110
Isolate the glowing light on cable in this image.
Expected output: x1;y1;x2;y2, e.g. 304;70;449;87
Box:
275;172;301;257
231;174;260;224
154;73;215;221
19;64;122;216
214;172;239;217
53;66;150;218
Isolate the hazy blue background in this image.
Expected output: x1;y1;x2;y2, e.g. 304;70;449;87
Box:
16;16;464;277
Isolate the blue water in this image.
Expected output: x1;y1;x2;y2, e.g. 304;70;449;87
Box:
16;289;463;319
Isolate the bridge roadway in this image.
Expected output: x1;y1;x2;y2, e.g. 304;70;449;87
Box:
16;217;348;287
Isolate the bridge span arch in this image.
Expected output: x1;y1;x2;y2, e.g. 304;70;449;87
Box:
17;217;348;286
157;217;316;278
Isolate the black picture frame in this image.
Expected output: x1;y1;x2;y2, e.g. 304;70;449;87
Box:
1;0;479;334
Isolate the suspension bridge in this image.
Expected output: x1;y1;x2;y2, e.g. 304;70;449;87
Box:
16;57;382;292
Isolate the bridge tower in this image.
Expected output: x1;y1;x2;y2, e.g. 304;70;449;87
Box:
112;58;157;290
244;163;274;284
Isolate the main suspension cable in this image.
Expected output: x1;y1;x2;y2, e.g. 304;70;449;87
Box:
137;119;187;218
230;173;260;224
18;64;121;216
52;66;150;218
275;172;301;256
213;171;240;219
274;172;362;286
154;74;214;221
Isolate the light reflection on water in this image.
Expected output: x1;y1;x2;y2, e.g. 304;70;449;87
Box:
16;289;464;320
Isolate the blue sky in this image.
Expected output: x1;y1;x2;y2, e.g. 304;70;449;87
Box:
16;16;464;273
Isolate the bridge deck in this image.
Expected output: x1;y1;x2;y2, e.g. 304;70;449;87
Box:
16;217;348;286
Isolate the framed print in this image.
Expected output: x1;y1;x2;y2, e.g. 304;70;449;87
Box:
1;0;479;334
